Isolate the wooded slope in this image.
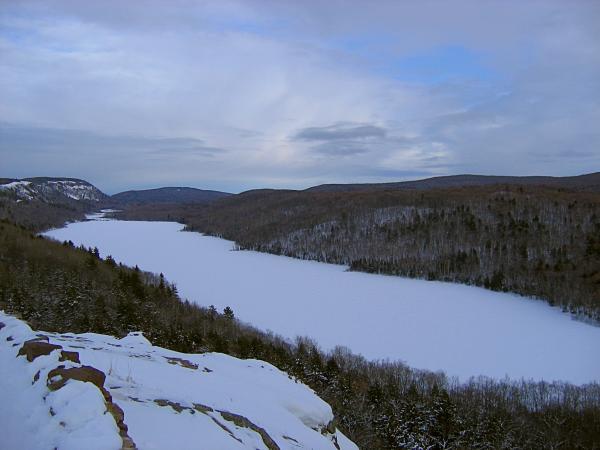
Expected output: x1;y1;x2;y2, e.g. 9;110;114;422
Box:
158;184;600;321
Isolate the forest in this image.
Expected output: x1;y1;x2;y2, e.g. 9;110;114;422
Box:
116;183;600;323
1;220;599;449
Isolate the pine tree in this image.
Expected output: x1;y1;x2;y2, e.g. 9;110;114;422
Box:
223;306;234;320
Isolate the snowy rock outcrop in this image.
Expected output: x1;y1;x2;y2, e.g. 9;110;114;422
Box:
0;312;357;450
0;177;105;203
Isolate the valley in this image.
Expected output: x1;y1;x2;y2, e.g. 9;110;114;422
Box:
45;217;600;383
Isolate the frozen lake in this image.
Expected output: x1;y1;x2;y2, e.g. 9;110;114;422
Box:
45;219;600;384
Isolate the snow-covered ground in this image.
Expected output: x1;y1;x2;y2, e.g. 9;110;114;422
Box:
0;312;356;450
45;219;600;384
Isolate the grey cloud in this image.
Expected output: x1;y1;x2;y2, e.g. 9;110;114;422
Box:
293;124;387;141
0;123;229;192
0;123;226;158
151;138;227;158
363;168;436;179
311;140;370;156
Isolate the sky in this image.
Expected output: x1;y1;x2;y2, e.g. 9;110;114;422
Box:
1;0;599;194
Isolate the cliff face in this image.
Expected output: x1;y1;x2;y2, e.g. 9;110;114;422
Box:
0;177;107;230
0;178;106;204
0;312;357;450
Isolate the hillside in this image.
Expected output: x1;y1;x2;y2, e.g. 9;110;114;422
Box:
106;173;600;321
1;177;106;202
307;172;600;193
122;182;600;321
107;187;231;207
0;312;355;450
0;177;107;230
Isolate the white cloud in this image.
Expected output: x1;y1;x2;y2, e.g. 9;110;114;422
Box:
0;0;598;191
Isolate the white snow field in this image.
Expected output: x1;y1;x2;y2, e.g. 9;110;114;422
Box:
45;219;600;384
0;312;356;450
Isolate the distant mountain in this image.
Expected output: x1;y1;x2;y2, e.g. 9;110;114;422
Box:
306;172;600;193
0;177;106;204
108;186;232;206
0;177;107;230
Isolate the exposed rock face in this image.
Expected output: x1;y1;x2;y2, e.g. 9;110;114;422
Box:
46;364;137;450
152;399;281;450
0;178;106;203
219;410;281;450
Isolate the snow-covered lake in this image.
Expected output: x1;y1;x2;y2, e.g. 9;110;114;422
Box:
45;219;600;384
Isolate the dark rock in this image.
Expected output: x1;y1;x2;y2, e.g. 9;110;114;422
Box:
193;402;214;413
164;356;198;370
154;399;186;413
219;410;280;450
46;364;137;449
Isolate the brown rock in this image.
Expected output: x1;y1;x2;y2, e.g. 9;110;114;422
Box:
18;339;62;362
193;402;214;413
59;350;80;364
47;365;106;392
45;365;137;449
219;410;280;450
154;399;186;413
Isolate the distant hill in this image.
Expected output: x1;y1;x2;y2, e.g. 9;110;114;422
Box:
0;177;106;203
0;177;107;230
306;172;600;193
108;186;232;206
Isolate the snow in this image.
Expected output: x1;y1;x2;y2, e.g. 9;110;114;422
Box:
44;219;600;384
1;179;103;202
85;209;121;220
0;315;122;450
0;312;357;450
0;180;32;190
44;180;101;201
0;180;34;199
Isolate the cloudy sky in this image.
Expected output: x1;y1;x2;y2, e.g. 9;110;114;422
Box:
1;0;599;193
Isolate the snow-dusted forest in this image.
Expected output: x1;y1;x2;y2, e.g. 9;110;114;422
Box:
45;218;600;383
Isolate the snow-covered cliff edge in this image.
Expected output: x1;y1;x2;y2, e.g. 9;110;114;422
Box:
0;312;357;450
